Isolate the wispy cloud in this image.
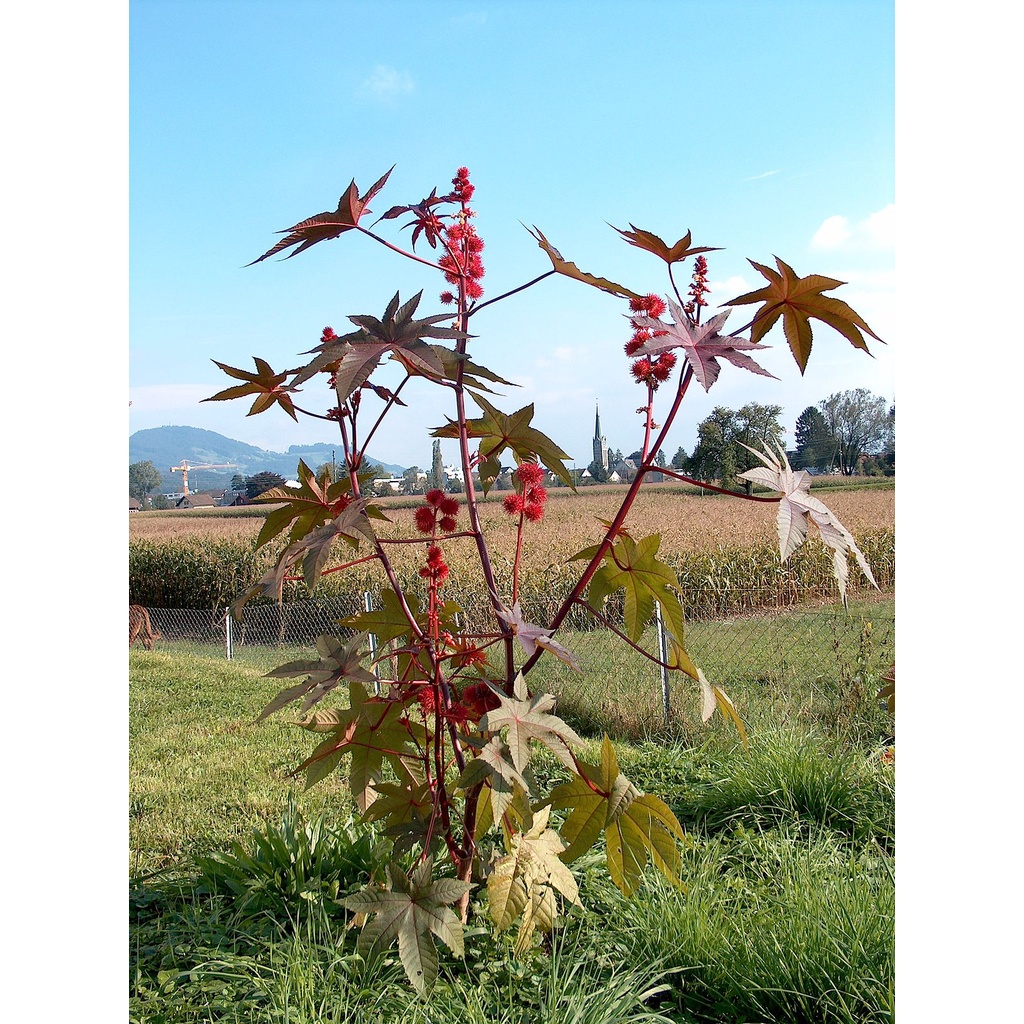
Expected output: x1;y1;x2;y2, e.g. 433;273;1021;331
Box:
358;64;415;101
742;170;780;181
811;203;894;251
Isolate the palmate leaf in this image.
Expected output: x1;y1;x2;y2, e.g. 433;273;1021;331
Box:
344;858;471;997
432;393;574;493
585;533;697;679
478;674;583;774
230;499;377;618
633;301;777;392
724;256;883;373
246;167;395;266
291;681;423;809
496;601;581;672
295;291;469;402
610;223;722;264
737;441;879;605
524;225;643;301
457;735;531;827
258;631;377;720
204;357;300;420
251;459;362;549
547;736;686;897
486;805;582;955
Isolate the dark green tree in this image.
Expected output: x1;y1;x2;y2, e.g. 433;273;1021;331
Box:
245;471;287;498
671;446;688;470
792;406;836;472
129;461;163;507
586;459;608;483
686;403;784;493
429;439;445;491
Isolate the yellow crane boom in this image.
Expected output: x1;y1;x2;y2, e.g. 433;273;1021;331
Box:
169;461;236;496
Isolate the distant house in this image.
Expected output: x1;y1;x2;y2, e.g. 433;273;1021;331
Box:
129;497;143;512
175;492;218;510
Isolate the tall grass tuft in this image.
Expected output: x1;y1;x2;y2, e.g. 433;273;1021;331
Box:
615;828;894;1024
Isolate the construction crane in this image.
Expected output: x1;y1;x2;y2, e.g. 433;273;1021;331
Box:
169;460;237;496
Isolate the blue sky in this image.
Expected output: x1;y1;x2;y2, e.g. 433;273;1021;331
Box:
128;0;895;472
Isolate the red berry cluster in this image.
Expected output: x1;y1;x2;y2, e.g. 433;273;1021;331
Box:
683;255;710;317
502;462;548;522
419;543;449;587
415;489;460;535
438;168;485;303
624;294;675;390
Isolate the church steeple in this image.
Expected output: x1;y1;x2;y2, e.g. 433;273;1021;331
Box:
592;401;608;471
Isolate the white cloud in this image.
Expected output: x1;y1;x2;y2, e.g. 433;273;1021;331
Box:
811;215;853;249
742;169;781;181
811;204;895;251
359;65;415;101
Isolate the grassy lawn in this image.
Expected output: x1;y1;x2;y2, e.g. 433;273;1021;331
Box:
130;604;894;1024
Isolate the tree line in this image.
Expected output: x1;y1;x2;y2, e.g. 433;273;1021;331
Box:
129;389;893;507
668;388;893;492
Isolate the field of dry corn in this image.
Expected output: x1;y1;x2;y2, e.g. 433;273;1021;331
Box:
130;482;894;589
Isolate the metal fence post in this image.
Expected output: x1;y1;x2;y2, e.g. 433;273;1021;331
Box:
655;602;671;728
225;612;233;660
364;592;380;695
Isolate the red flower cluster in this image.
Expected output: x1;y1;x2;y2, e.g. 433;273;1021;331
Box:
419;543;449;587
415;489;460;535
683;255;710;317
438;168;485;302
623;294;674;390
630;351;677;390
502;462;548;522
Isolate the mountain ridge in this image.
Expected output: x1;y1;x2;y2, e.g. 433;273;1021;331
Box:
129;425;407;492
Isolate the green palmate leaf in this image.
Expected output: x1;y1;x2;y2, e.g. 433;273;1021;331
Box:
478;674;582;773
204;357;300;420
290;681;423;808
458;736;531;827
251;459;363;549
724;256;883;373
547;736;686;897
432;393;574;493
246;167;394;266
525;225;643;300
345;858;471;997
231;498;378;619
610;223;722;264
586;533;696;678
486;805;582;955
427;345;518;394
258;632;376;720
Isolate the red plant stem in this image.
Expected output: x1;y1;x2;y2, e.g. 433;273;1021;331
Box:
465;270;556;317
356;374;412;455
356;226;447;271
571;597;690;672
656;466;781;501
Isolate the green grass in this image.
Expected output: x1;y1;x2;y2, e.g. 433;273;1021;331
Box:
130;616;894;1023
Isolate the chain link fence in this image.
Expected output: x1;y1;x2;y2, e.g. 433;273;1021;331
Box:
135;587;894;726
